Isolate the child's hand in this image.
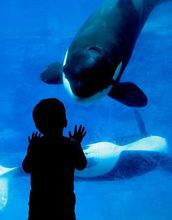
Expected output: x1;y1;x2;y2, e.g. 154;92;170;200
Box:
69;125;86;143
28;132;41;144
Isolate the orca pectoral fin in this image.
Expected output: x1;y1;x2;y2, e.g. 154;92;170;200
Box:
40;62;63;84
108;82;148;107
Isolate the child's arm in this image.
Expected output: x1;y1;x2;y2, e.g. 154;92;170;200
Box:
69;125;87;170
22;143;32;173
71;139;87;170
22;132;41;173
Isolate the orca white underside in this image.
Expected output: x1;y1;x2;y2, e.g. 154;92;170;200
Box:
75;136;168;178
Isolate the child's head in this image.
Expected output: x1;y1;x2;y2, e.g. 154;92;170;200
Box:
32;98;67;135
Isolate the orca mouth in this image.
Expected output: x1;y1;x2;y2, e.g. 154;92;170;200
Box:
66;79;100;98
63;73;112;102
75;85;113;102
65;76;111;98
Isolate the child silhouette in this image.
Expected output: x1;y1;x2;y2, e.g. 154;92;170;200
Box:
22;98;87;220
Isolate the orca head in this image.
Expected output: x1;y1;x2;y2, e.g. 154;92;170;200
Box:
63;46;121;101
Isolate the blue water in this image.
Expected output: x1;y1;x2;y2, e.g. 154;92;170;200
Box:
0;0;172;219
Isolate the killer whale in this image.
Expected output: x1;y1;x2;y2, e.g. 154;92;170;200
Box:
75;135;169;180
41;0;169;107
75;110;170;179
